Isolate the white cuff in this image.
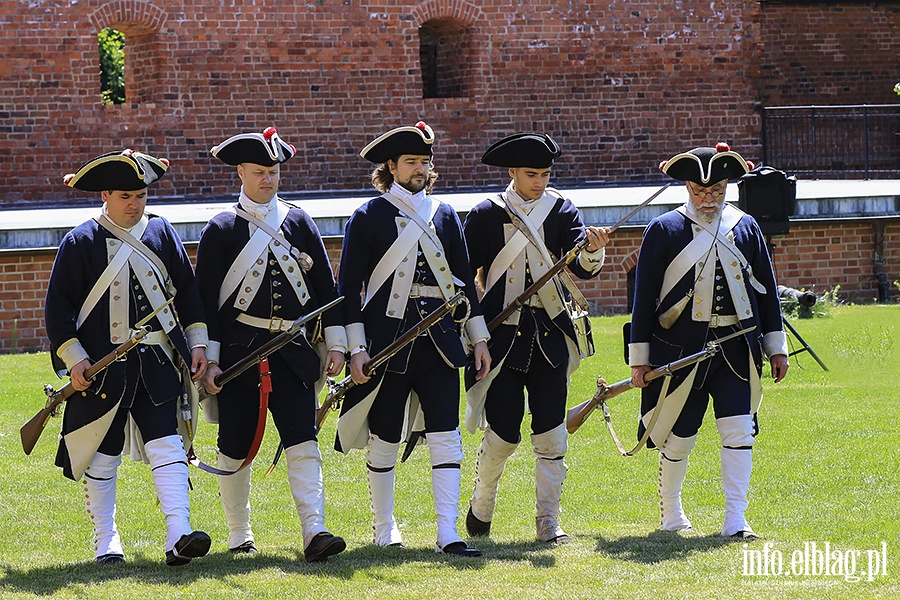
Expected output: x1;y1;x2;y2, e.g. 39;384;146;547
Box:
57;338;89;371
185;323;209;349
628;342;650;367
324;325;348;353
578;246;605;273
206;340;221;364
464;315;490;344
346;322;367;354
762;330;788;359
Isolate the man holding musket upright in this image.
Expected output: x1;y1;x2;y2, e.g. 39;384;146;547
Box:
462;133;609;544
45;150;211;566
629;143;789;539
336;121;490;557
199;127;347;563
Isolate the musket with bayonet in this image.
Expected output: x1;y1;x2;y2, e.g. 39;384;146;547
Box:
566;326;755;454
19;297;176;455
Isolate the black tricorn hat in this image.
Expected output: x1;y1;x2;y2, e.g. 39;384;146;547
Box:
660;142;753;185
211;127;296;166
481;133;561;169
63;149;169;192
360;121;435;164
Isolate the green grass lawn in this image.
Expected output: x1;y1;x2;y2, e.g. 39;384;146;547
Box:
1;306;898;599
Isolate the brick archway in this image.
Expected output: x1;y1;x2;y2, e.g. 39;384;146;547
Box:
411;0;482;27
89;0;166;35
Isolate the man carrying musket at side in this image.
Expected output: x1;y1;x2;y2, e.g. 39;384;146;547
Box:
199;127;347;563
336;121;490;557
45;150;211;566
463;133;609;544
629;143;789;539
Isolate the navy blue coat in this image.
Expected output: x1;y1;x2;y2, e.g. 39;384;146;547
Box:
630;208;783;371
45;214;203;478
338;196;483;372
463;195;597;369
195;204;341;388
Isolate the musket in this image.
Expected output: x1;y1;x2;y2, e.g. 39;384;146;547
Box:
263;292;468;476
566;326;755;436
20;296;178;455
211;296;344;390
314;291;467;431
20;327;149;455
486;183;671;332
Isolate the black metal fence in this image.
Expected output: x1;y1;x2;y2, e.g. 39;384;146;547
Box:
761;104;900;179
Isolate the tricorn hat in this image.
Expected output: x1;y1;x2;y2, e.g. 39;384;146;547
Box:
481;133;561;169
211;127;296;166
660;142;753;185
63;149;169;192
360;121;435;164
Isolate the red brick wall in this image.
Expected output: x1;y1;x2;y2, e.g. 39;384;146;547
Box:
2;0;769;206
4;221;897;354
757;3;900;106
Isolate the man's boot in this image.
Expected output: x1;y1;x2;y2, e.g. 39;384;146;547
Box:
366;434;403;546
217;452;256;553
285;441;345;562
658;433;697;532
466;428;518;537
430;429;481;557
533;424;570;543
83;452;124;564
145;435;211;566
717;415;757;539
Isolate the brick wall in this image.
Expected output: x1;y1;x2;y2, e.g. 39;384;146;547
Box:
0;0;768;207
4;220;897;354
756;3;900;106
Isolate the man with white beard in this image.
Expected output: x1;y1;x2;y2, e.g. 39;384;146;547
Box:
629;143;789;539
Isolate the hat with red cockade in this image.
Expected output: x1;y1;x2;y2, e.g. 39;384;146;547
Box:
211;127;297;166
660;142;754;185
360;121;435;164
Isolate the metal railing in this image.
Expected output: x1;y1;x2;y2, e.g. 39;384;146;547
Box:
761;104;900;179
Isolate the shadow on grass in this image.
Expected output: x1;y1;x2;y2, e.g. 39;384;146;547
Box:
593;530;734;564
0;540;557;594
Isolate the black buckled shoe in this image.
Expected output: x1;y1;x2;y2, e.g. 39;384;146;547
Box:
729;530;759;541
440;541;483;558
96;553;125;565
229;540;258;555
304;532;346;563
165;531;212;567
465;507;491;537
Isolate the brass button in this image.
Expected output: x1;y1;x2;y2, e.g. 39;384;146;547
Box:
257;259;264;265
240;299;246;305
388;310;395;316
288;266;294;273
509;278;515;283
273;293;281;299
393;293;399;299
112;322;119;327
399;272;405;277
253;271;260;277
245;287;252;293
274;241;281;247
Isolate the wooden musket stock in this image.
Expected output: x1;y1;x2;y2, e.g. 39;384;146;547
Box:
20;327;149;455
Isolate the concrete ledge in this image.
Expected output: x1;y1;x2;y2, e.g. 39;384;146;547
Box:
1;180;897;251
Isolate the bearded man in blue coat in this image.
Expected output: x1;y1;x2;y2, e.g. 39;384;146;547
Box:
629;143;789;539
336;122;490;557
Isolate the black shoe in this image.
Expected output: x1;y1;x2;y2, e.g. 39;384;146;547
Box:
465;507;491;537
229;540;258;555
546;533;571;545
440;541;483;558
165;531;212;567
729;530;759;541
304;532;346;563
96;553;125;565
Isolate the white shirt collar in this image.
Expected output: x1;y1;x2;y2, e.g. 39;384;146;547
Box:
239;188;277;219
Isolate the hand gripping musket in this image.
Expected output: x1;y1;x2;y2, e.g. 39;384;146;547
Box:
19;297;177;455
263;291;468;475
486;182;671;332
566;326;755;456
189;296;344;476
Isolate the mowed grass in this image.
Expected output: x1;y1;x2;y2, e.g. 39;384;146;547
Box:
0;305;897;599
